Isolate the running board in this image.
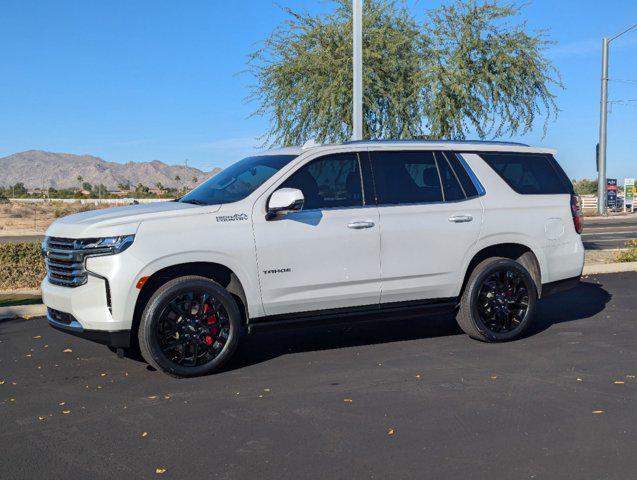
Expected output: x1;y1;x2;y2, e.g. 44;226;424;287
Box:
248;299;458;334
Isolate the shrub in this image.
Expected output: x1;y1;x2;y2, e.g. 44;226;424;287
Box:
615;240;637;263
0;242;46;290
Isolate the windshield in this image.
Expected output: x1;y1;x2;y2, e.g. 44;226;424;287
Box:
179;154;297;206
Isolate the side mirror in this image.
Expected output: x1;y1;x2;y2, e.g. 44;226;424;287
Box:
267;188;304;220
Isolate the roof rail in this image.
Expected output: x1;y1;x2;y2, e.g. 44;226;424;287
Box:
343;139;530;147
302;139;322;149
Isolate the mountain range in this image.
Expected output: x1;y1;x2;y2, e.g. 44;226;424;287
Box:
0;150;220;190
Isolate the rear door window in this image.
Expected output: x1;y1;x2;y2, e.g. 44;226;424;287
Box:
434;152;465;202
370;151;443;205
480;153;572;195
445;152;481;198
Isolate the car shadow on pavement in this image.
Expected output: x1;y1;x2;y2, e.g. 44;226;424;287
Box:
226;280;611;372
527;279;612;336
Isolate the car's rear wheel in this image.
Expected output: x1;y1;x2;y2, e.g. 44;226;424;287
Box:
138;276;241;377
456;257;537;342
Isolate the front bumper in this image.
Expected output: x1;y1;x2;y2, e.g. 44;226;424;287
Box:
47;308;131;348
42;273;133;348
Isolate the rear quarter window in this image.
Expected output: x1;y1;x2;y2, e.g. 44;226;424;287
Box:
480;153;573;195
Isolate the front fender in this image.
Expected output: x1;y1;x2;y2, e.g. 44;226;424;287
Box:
122;251;263;328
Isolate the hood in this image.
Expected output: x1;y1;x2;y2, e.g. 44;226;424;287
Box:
45;201;221;239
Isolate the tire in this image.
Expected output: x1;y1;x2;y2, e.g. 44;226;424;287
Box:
456;257;538;342
138;275;241;378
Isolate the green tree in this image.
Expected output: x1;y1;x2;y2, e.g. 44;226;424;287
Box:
572;179;598;196
82;182;93;192
248;0;560;145
11;182;28;197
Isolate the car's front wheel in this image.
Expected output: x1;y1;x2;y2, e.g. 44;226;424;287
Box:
138;276;241;377
456;257;538;342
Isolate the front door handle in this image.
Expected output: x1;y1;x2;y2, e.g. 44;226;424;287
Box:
348;221;375;230
449;214;474;223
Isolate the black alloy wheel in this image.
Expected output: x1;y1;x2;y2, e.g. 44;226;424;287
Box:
138;276;241;377
476;268;530;335
456;257;538;342
156;291;231;367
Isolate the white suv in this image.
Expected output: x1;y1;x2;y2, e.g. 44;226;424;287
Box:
42;141;584;377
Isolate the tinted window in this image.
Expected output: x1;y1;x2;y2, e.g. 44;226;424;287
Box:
446;152;480;197
371;151;443;204
435;152;465;201
281;153;363;210
180;155;297;205
480;153;572;195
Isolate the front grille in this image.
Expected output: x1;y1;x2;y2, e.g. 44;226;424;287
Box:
44;237;89;288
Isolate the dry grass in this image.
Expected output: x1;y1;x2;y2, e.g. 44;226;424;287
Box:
615;240;637;263
0;202;112;234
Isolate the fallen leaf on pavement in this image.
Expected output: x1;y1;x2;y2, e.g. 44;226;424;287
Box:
155;468;167;474
142;432;148;437
62;410;70;414
614;381;625;385
63;349;73;353
343;399;353;403
388;428;395;436
0;381;5;385
592;410;605;414
33;336;42;339
148;395;157;400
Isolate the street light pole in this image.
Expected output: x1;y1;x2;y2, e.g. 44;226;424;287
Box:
597;23;637;215
598;37;609;215
352;0;363;141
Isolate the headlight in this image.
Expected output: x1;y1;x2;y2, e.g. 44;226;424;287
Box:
79;235;135;255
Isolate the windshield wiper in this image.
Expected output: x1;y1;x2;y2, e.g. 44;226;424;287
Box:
180;199;209;206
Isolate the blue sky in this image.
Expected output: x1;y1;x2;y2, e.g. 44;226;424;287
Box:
1;0;636;181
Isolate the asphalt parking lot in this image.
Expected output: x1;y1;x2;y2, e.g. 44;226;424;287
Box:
1;273;636;479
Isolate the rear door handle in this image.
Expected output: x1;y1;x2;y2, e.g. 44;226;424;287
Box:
449;214;473;223
348;221;376;230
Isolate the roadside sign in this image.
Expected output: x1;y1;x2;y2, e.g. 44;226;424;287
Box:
624;178;635;213
607;178;618;209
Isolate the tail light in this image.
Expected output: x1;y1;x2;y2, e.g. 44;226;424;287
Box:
571;195;583;234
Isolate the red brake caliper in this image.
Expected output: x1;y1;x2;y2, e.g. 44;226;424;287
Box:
203;303;217;346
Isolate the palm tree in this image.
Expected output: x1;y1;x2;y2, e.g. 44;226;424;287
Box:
77;175;83;192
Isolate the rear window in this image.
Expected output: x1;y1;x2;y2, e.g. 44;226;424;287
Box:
480;153;573;195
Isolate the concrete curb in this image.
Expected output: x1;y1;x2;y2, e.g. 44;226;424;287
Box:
0;304;47;320
583;262;637;276
0;289;41;296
